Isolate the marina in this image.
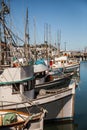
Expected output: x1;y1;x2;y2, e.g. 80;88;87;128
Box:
0;0;87;130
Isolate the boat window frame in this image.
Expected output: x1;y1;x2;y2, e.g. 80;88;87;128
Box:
12;83;20;94
12;79;35;94
24;79;34;91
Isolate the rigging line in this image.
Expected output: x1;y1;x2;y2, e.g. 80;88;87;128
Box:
0;18;17;46
0;78;6;83
7;51;28;81
6;66;20;82
0;63;23;87
55;66;74;79
0;65;21;85
7;80;31;113
15;113;26;121
6;67;25;93
1;98;31;114
8;7;25;40
14;91;33;114
5;20;25;44
16;97;31;114
22;94;45;112
6;17;24;39
51;67;74;80
1;71;10;82
15;89;31;114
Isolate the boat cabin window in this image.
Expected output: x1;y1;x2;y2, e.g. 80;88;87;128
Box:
12;80;35;93
35;72;45;78
64;60;66;63
12;83;20;94
24;80;34;91
23;81;30;91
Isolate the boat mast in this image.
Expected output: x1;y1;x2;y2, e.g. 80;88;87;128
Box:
57;29;61;57
48;24;51;59
0;0;10;65
34;17;37;61
44;23;48;60
0;12;1;65
24;8;30;62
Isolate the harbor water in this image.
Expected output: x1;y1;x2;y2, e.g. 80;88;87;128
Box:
44;61;87;130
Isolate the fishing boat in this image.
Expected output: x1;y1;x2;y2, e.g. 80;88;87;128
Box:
34;59;74;94
0;80;76;122
51;55;80;73
0;109;46;130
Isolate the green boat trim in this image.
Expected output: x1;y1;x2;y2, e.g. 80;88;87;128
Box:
0;76;35;85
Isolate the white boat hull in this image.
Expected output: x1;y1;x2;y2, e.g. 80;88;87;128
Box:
64;63;80;73
0;82;75;122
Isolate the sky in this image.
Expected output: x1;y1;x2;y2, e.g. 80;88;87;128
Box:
5;0;87;51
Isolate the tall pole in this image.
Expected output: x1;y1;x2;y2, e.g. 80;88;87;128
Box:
24;8;30;62
0;16;1;65
57;29;61;56
34;17;37;61
0;0;10;64
64;42;66;51
46;23;48;60
48;24;51;58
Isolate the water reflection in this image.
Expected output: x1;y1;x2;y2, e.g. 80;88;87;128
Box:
74;61;87;130
0;128;14;130
72;72;80;87
44;122;78;130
